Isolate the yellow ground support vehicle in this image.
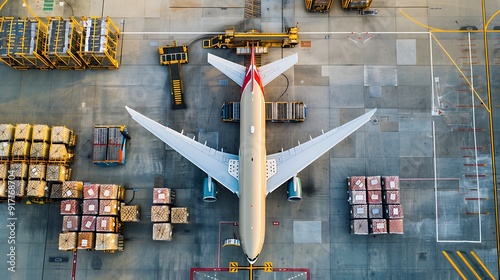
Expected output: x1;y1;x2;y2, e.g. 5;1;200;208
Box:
304;0;334;12
341;0;377;14
202;27;298;50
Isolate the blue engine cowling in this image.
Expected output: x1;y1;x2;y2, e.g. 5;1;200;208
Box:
203;176;217;202
287;176;302;202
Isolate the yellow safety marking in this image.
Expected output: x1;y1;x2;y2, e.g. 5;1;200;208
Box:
470;251;495;280
229;262;238;273
456;251;481;279
0;0;9;12
264;262;273;272
442;251;467;280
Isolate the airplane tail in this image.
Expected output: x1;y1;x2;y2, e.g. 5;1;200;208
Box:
207;48;298;87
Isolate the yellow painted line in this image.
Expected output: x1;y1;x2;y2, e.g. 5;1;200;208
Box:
470;251;496;279
442;251;467;280
456;251;481;279
441;251;467;280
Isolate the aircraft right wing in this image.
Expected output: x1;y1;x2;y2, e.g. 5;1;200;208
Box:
126;106;240;196
265;109;376;195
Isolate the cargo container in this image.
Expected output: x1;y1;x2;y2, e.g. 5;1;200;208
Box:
348;190;366;205
14;124;33;141
0;124;14;141
367;190;382;204
370;219;387;234
368;204;384;219
99;199;119;216
0;142;12;158
62;181;83;198
82;199;99;215
62;215;80;232
49;144;73;162
383;190;400;204
171;207;189;224
347;176;366;191
0;162;8;179
30;142;50;159
81;17;120;69
46;17;86;70
12;140;31;159
350;219;369;235
11;179;27;197
385;204;404;219
27;180;47;197
51;126;76;146
96;216;117;232
382;176;399;190
222;102;306;123
349;204;368;219
153;223;173;241
99;184;124;200
60;199;80;215
120;205;140;222
387;219;404;234
28;164;46;180
0;180;7;197
151;205;170;222
92;126;129;166
153;188;176;204
32;125;51;142
46;164;71;182
59;232;77;251
50;183;63;199
80;215;97;232
83;184;99;199
366;176;381;190
95;233;120;251
77;232;95;250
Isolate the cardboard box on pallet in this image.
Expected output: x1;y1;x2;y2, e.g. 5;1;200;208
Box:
83;199;99;215
370;219;387;234
10;162;28;179
95;233;119;251
382;176;399;190
14;124;32;141
46;165;70;182
62;181;83;199
151;205;170;222
348;190;366;205
83;184;99;199
80;215;97;232
96;216;116;232
153;223;173;241
120;205;140;222
29;164;46;180
99;184;124;200
59;232;77;251
368;204;384;219
27;180;47;197
50;183;63;199
388;219;404;234
11;180;27;197
153;188;176;204
347;176;366;191
350;219;369;235
367;190;382;204
349;204;368;219
0;124;15;141
77;232;95;250
30;142;50;159
99;199;119;216
385;204;404;219
367;176;382;190
383;190;400;204
12;140;31;158
32;124;51;142
171;207;189;224
0;142;12;158
62;215;80;232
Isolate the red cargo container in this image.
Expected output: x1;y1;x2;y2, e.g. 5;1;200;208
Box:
370;219;387;234
60;199;80;215
368;204;384;219
366;176;381;190
350;204;368;219
385;204;404;219
348;190;367;205
350;219;369;235
80;215;97;231
96;216;116;232
82;199;99;215
347;176;366;191
367;191;382;204
383;190;400;204
388;219;404;234
62;215;80;232
83;184;99;199
382;176;399;190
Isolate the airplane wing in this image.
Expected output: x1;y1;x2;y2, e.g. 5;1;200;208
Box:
259;53;298;86
265;108;376;195
126;106;240;196
207;53;246;87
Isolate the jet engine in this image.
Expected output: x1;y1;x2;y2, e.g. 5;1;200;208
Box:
203;176;217;202
287;176;302;202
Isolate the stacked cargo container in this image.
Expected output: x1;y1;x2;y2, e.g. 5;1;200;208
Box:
58;183;125;252
0;124;15;198
348;176;403;235
222;102;306;123
92;126;129;166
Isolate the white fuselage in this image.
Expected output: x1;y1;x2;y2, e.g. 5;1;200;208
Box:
238;64;267;263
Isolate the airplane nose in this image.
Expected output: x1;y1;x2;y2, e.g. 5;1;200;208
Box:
246;254;259;264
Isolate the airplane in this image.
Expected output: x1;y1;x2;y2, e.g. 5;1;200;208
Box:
126;47;376;264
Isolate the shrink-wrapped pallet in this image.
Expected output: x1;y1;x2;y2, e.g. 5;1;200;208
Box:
368;204;384;219
0;180;7;197
99;199;119;216
27;180;46;197
11;180;27;197
370;219;388;234
0;142;12;158
367;176;382;190
99;184;124;200
96;216;116;232
388;219;404;234
83;184;99;199
95;233;119;250
12;141;30;158
14;124;32;141
151;205;170;222
10;162;28;179
80;215;97;231
349;204;368;219
347;176;366;191
171;207;189;224
51;126;71;144
153;223;172;241
382;176;399;190
0;124;15;141
367;191;382;204
62;181;83;198
82;199;99;215
46;164;69;182
383;190;400;204
153;188;175;204
120;205;140;222
49;144;69;161
60;199;80;215
348;190;366;205
77;232;95;250
59;232;77;251
350;219;369;235
0;162;8;179
50;183;63;199
29;164;46;180
385;204;404;219
30;142;50;159
32;125;51;142
62;215;80;232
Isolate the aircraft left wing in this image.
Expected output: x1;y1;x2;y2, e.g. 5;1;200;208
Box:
265;108;376;195
126;106;240;196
